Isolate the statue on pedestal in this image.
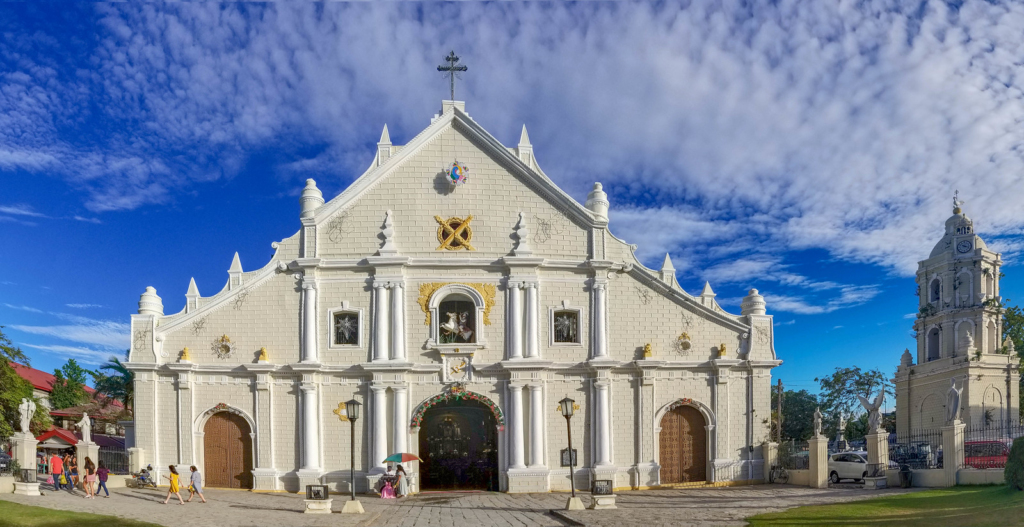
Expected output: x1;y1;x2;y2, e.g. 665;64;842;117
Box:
836;412;846;443
858;391;885;432
813;407;823;437
18;398;35;434
77;413;92;444
946;378;963;424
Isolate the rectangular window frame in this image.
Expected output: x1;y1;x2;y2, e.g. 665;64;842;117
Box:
327;305;364;349
549;307;583;347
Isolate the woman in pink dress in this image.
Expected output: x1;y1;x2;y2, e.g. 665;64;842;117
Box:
380;479;396;499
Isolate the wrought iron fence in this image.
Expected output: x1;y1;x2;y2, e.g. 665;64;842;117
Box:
99;445;129;475
779;440;810;470
0;435;10;477
865;463;886;478
962;421;1024;469
888;429;943;469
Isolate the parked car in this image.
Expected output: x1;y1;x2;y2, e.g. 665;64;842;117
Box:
828;451;869;483
964;440;1010;469
0;452;10;474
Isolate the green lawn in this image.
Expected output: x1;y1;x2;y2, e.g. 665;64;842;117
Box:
747;486;1024;527
0;500;159;527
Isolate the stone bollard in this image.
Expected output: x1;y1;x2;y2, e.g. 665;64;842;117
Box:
808;436;828;488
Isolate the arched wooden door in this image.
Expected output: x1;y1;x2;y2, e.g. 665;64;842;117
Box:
659;405;707;484
203;412;253;489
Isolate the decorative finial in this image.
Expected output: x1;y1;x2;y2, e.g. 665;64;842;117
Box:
437;50;468;101
953;189;964;214
643;343;653;358
513;212;533;256
378;210;398;255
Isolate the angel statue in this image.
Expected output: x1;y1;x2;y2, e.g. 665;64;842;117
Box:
858;391;885;432
18;398;35;434
946;378;963;424
77;413;92;444
813;407;823;437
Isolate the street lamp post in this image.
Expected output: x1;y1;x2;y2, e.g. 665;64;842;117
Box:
342;399;364;514
559;396;585;511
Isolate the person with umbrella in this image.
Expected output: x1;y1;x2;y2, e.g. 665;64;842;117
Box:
382;453;421;498
395;464;409;498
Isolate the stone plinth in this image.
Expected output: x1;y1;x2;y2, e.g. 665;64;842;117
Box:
863;476;887;490
11;433;38;471
341;499;365;514
303;498;333;514
865;431;889;467
761;442;778;483
589;494;617;509
127;447;147;473
808;436;828;489
76;441;100;470
13;482;40;496
566;496;585;510
942;420;966;488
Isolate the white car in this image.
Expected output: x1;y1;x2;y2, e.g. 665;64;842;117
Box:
828;451;869;483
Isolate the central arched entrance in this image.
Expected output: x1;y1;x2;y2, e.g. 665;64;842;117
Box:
659;404;707;484
203;412;253;489
418;398;499;491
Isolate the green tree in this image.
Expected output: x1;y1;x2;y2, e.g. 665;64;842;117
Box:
992;300;1024;418
49;358;92;409
92;352;134;414
815;366;892;439
771;389;818;441
0;326;52;436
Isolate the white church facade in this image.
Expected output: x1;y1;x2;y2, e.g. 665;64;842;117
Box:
895;201;1020;434
125;100;780;494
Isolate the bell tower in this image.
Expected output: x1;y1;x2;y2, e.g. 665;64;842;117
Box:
895;194;1018;434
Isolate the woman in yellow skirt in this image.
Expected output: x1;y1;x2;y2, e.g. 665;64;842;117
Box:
162;465;185;505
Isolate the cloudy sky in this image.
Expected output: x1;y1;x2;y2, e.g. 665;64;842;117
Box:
2;2;1023;401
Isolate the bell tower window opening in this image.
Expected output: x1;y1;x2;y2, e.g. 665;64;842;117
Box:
438;294;476;344
930;278;941;303
927;328;941;361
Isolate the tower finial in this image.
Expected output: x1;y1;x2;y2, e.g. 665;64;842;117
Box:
953;189;963;214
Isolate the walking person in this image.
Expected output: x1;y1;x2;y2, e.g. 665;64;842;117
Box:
48;452;65;491
68;454;79;489
161;465;184;505
82;457;96;499
185;466;206;503
395;465;409;498
96;460;110;498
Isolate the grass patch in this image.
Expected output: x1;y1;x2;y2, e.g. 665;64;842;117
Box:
0;500;159;527
747;486;1024;527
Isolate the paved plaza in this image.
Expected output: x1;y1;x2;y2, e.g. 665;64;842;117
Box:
1;484;918;526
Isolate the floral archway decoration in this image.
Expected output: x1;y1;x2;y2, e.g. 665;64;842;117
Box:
410;383;505;431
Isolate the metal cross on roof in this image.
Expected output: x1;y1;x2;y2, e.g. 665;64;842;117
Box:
437;50;468;101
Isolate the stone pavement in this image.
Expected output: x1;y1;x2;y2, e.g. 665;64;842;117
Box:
0;483;919;526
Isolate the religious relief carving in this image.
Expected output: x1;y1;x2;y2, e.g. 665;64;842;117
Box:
211;335;235;359
754;325;770;345
232;290;249;310
133;329;150;351
417;282;496;326
443;353;473;383
435;215;475;251
673;333;692;355
533;213;567;243
190;317;207;336
635;285;653;305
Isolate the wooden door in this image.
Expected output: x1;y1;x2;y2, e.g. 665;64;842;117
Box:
659;405;707;484
203;412;253;489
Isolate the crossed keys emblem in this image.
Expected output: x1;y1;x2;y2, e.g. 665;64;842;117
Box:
435;215;475;251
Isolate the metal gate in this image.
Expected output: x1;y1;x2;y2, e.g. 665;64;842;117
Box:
659;405;707;484
203;412;253;489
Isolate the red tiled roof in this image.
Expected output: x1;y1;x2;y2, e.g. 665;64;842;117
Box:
36;426;79;445
50;401;123;419
11;362;97;396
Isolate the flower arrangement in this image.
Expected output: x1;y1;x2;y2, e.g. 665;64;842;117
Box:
410;386;505;431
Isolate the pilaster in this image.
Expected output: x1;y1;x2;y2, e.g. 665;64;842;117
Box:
301;280;319;363
508;383;526;469
524;282;540;359
390;282;406;361
508;281;523;360
942;420;965;487
370;384;388;473
373;282;390;362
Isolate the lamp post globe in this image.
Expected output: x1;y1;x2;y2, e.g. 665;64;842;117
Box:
558;396;577;500
558;397;575;419
346;399;361;502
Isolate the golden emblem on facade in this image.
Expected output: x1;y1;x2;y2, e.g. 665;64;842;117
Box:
434;215;475;251
333;401;349;422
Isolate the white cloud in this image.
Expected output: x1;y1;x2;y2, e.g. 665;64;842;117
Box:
3;304;44;314
763;285;881;315
21;344;119;366
66;303;104;309
11;315;129;350
3;2;1024;277
0;204;46;217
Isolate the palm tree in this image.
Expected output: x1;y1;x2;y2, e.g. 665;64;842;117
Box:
93;353;134;414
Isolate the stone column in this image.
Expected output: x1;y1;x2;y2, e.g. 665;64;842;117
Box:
371;385;388;472
761;442;778;483
509;384;526;469
942;420;965;487
808;436;828;488
12;432;41;495
299;384;320;471
373;283;390;362
528;385;545;468
390;282;406;361
301;282;319;363
865;430;889;468
392;386;408;455
508;282;523;360
524;282;539;359
592;281;608;359
595;380;612;466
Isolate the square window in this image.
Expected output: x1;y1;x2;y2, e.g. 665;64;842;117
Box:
553;310;579;343
333;312;359;346
438;298;476;343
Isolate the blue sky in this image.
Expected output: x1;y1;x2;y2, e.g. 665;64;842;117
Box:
3;2;1024;411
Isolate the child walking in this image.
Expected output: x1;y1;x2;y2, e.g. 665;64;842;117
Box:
96;460;110;497
186;466;206;503
162;465;184;505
